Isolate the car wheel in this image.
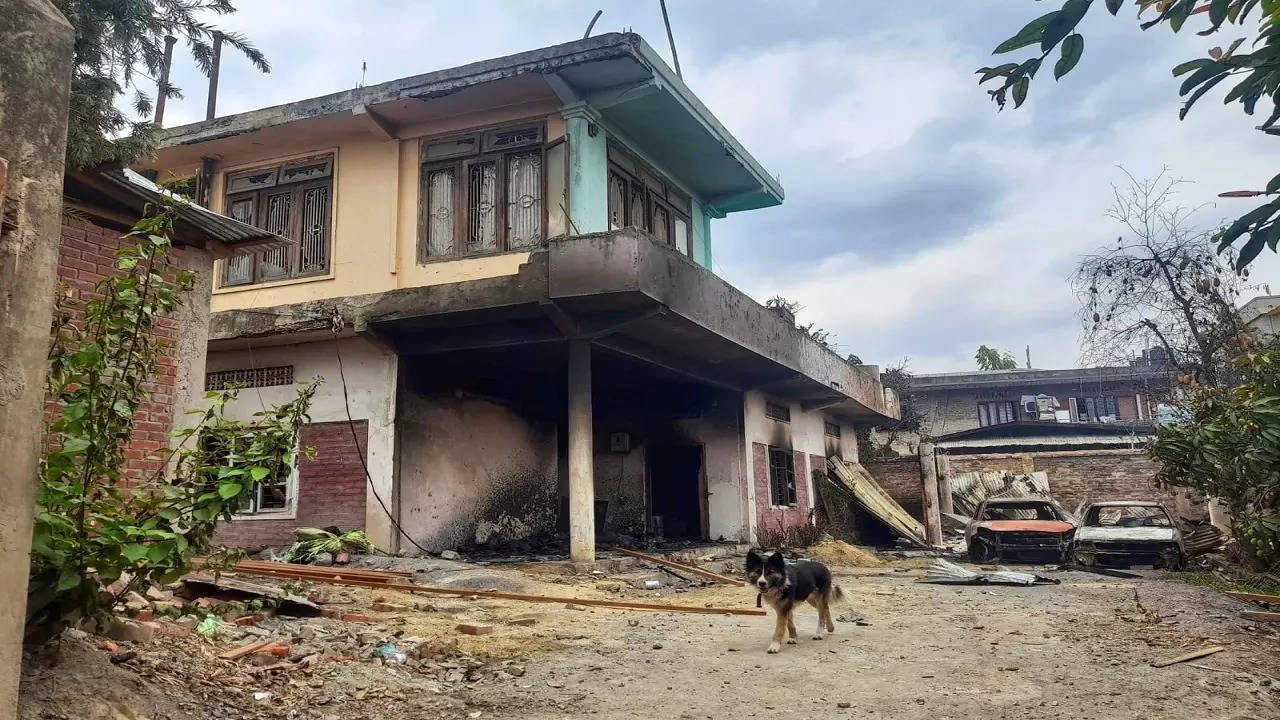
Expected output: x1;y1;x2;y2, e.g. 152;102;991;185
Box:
968;537;996;563
1156;547;1185;571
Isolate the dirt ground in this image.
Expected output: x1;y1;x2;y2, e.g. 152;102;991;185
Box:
19;548;1280;720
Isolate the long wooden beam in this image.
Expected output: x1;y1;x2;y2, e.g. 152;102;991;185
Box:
218;563;763;616
614;548;744;586
1224;590;1280;605
232;560;413;579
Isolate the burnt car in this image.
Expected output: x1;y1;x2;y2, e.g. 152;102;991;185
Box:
965;498;1076;564
1072;500;1184;570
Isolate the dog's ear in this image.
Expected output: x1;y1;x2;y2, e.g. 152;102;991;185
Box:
766;551;785;572
745;548;764;572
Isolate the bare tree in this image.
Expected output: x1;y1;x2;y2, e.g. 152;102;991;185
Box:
1074;169;1257;390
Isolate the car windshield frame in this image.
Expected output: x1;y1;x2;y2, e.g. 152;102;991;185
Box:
978;501;1063;522
1082;504;1172;528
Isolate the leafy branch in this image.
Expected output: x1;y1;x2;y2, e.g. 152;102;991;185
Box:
28;207;316;643
978;0;1280;267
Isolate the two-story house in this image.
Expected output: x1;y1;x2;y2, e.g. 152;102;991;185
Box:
141;34;899;563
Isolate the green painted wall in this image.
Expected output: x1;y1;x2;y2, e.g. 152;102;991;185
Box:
690;197;712;270
564;105;608;235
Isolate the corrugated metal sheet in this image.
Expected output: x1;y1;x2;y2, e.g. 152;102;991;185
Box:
950;471;1051;517
98;169;287;252
826;458;929;548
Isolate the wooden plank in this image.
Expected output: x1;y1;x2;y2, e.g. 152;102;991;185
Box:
615;548;744;586
1224;591;1280;605
1241;611;1280;623
223;567;764;616
218;639;275;661
1151;646;1224;668
232;559;413;578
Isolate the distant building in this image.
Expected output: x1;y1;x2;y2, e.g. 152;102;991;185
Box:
1240;294;1280;339
899;365;1171;454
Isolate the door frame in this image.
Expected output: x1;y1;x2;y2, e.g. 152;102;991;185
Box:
643;443;708;539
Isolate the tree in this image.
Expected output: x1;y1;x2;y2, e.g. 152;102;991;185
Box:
27;208;315;642
1149;351;1280;568
765;295;836;349
1074;169;1256;390
978;0;1280;268
56;0;268;169
861;360;926;460
975;345;1020;370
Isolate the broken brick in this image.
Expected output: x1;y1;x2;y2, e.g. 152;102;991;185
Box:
230;616;257;627
340;613;372;623
455;623;493;636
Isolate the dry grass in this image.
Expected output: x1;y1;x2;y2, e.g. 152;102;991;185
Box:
798;539;886;568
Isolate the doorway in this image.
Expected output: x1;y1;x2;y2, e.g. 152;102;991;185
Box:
646;445;705;539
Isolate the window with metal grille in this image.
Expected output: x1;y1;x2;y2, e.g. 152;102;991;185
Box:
606;144;693;258
765;402;791;422
418;124;545;261
768;446;797;506
199;430;297;517
824;421;841;438
220;156;333;287
977;400;1017;427
205;366;294;391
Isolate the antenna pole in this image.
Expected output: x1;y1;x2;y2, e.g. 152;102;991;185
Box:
658;0;682;79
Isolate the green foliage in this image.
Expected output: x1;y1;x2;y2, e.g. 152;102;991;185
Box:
1149;351;1280;567
27;208;316;643
975;344;1020;370
978;0;1280;267
282;529;377;564
54;1;269;169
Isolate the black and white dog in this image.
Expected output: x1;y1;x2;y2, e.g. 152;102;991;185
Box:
744;548;844;653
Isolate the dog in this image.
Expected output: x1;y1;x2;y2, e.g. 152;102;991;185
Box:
745;548;844;653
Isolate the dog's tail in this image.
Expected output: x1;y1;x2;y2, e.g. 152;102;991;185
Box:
830;583;847;604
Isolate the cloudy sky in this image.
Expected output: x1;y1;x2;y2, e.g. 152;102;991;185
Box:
157;1;1280;372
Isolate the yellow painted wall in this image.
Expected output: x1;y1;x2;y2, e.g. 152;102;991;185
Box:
152;100;566;313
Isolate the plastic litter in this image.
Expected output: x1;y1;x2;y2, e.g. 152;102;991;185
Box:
377;643;407;664
195;615;222;637
253;692;273;702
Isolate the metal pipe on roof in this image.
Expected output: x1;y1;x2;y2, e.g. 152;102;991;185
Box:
155;35;176;127
206;31;223;121
658;0;682;79
583;9;602;39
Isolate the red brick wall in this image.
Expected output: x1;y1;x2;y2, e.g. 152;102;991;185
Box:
753;443;812;535
215;421;370;549
864;458;923;519
46;219;182;479
947;454;1034;476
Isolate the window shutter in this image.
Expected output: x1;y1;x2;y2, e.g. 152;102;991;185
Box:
467;161;498;253
424;167;455;258
298;185;330;274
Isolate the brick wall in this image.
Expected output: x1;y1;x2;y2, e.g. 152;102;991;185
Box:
46;219;183;479
215;421;370;548
753;443;812;535
864;458;923;519
866;449;1177;521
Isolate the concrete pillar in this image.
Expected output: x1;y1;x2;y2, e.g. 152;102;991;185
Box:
0;0;74;713
567;339;595;564
562;102;607;235
918;443;942;546
936;453;954;515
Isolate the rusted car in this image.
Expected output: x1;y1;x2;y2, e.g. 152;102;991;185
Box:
1073;500;1185;570
965;498;1076;564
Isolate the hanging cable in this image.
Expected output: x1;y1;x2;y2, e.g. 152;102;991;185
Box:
331;325;431;555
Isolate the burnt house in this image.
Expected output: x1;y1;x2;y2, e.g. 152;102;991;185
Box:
139;34;900;562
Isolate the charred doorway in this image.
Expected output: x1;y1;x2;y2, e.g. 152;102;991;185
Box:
647;445;705;539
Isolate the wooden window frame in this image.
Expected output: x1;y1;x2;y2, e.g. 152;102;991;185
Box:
767;446;797;507
220;156;334;288
606;145;693;258
824;421;841;439
417;124;548;262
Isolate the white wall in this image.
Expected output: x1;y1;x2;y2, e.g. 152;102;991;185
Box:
204;335;398;549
